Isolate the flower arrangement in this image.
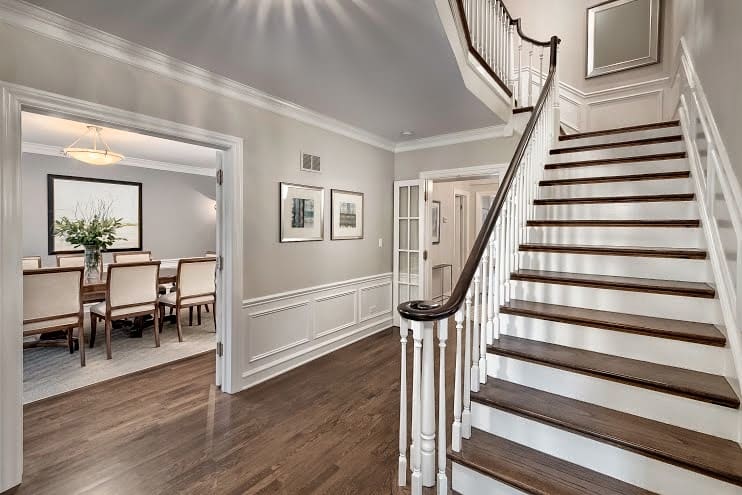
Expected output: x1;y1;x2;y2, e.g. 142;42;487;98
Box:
53;200;127;251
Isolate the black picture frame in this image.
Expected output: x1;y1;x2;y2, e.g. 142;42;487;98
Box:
47;174;143;255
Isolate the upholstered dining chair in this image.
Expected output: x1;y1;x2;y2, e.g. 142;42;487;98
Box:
158;257;216;341
112;251;151;263
23;266;86;366
22;256;42;270
90;261;161;359
56;254;85;267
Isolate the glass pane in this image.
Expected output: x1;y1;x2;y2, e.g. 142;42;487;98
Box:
399;284;409;304
409;219;419;250
399;186;409;217
409;284;419;301
399;220;409;250
409;252;419;286
409;186;419;217
398;252;409;283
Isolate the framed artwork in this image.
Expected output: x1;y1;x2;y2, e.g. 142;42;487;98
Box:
431;200;441;245
47;175;142;254
331;189;364;240
280;182;324;242
586;0;661;78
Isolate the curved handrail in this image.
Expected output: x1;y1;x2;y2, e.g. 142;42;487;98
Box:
510;18;552;47
399;34;559;322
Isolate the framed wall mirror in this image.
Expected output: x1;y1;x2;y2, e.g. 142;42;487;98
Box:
586;0;661;78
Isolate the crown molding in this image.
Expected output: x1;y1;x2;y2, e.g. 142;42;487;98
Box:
394;124;511;153
22;141;216;176
0;0;397;152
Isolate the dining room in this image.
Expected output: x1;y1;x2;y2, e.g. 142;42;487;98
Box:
20;111;221;403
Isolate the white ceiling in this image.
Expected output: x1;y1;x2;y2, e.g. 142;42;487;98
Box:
22;0;501;142
22;112;219;169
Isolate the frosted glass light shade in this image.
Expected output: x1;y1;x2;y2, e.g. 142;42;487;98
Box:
63;147;124;166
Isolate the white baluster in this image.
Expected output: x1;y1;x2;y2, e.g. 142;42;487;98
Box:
539;46;545;94
462;288;472;438
528;45;534;106
501;200;510;302
479;247;488;384
452;309;464;451
508;23;514;92
437;318;448;495
420;320;436;487
471;266;480;393
516;33;522;105
496;216;505;339
410;320;423;494
487;231;497;344
398;319;409;486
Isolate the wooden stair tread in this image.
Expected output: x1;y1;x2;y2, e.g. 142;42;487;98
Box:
473;379;742;486
527;219;700;227
511;269;716;298
500;299;726;346
545;152;686;170
488;335;738;407
534;193;694;205
551;135;682;154
558;121;680;141
519;243;707;259
449;429;656;495
540;171;690;186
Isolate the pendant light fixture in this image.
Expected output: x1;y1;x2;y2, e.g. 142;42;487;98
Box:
64;126;124;166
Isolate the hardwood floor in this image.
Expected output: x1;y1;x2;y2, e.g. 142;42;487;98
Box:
13;327;455;495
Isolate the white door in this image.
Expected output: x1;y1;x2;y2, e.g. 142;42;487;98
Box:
214;151;224;388
393;180;428;326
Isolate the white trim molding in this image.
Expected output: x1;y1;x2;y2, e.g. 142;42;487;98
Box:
241;273;393;390
22;141;216;176
0;0;396;152
419;163;509;181
674;37;742;442
395;124;511;153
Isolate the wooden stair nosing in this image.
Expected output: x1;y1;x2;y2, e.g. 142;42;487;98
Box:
519;243;707;259
511;269;716;298
448;429;657;495
550;135;683;154
527;219;701;228
488;335;738;408
500;299;726;346
539;170;691;186
533;193;694;205
558;120;680;141
513;106;534;114
472;378;742;487
545;152;687;170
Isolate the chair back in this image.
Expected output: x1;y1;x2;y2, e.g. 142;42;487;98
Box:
106;261;160;310
205;251;217;258
57;254;85;268
22;256;42;270
177;258;216;303
113;251;152;263
23;267;83;325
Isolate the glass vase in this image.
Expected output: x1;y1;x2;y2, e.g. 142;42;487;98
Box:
83;245;102;281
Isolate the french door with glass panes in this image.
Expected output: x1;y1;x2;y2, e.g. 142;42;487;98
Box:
393;180;428;326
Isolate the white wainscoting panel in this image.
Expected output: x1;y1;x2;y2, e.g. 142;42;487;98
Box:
241;273;393;389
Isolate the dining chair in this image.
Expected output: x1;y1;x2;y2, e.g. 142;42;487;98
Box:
23;267;86;366
112;251;152;263
22;256;42;270
56;254;85;267
158;257;216;341
90;261;161;359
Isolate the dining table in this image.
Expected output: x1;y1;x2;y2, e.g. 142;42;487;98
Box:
82;267;177;294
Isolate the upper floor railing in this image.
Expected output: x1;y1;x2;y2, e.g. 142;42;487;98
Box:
397;1;560;492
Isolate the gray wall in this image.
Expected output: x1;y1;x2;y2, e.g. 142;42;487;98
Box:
0;23;394;298
21;153;216;266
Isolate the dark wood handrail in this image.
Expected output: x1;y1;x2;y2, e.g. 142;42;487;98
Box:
510;18;552;47
399;35;560;322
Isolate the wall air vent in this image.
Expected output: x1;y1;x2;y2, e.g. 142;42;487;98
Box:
301;152;321;173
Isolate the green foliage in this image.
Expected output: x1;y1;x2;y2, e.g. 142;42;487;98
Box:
54;200;129;250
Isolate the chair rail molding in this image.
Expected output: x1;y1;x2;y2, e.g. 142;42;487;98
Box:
241;273;393;390
0;80;244;492
0;0;396;152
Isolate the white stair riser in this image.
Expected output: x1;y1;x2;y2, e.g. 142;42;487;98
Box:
539;178;693;198
485;355;738;440
519;251;712;282
550;141;684;163
451;462;527;495
543;159;688;181
554;126;681;148
527;226;705;248
471;404;741;495
500;314;726;374
511;280;722;324
533;201;698;221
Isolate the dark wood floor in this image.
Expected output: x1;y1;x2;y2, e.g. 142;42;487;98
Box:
14;327;456;495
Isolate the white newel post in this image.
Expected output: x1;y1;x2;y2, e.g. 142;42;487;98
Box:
471;267;481;392
479;248;489;384
398;318;409;486
410;320;423;494
437;319;448;495
462;288;473;437
452;309;464;451
420;320;436;487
